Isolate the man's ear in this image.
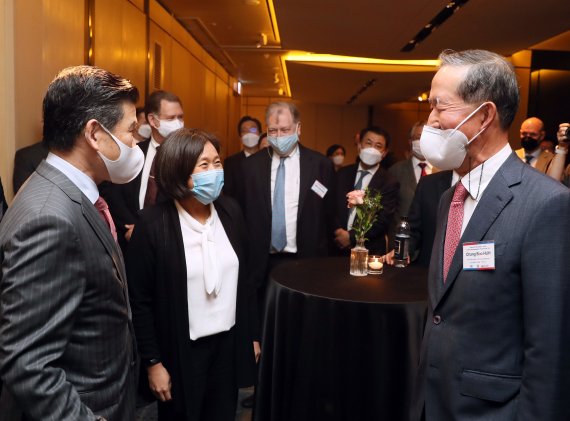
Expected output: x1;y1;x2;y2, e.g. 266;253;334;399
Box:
147;113;159;129
83;119;101;152
297;122;301;136
481;102;497;131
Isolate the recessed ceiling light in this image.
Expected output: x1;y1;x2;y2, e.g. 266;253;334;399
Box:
243;0;260;5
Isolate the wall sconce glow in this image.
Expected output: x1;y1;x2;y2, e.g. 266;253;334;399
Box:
418;92;428;102
233;81;242;96
285;53;439;67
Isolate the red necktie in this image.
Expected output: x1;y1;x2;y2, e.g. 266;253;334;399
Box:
144;147;160;207
443;182;469;282
95;196;118;242
418;162;428;177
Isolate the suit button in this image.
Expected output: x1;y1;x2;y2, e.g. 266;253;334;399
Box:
433;315;442;325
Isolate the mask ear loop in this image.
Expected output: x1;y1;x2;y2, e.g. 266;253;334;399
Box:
450;102;489;139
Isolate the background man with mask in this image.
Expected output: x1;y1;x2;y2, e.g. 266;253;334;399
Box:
223;115;262;199
239;101;335;319
0;65;142;421
134;106;151;143
410;49;570;421
102;89;184;250
388;121;432;223
333;126;399;255
515;116;553;172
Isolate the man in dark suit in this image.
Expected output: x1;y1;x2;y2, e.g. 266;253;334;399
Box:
12;140;49;194
333;126;399;255
102;90;184;250
240;101;335;306
406;170;453;267
223;115;262;199
388;121;432;222
410;49;570;420
0;66;142;420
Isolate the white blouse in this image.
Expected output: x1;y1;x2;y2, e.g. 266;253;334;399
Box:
175;201;239;340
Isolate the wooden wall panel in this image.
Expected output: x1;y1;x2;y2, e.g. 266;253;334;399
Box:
187;54;206;130
214;76;229;154
94;0;123;76
149;21;172;92
203;69;217;133
121;1;147;101
170;40;192;121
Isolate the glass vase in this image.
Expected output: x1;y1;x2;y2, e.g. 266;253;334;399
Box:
350;237;369;276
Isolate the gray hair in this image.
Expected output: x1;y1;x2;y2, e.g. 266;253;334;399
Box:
265;101;300;124
439;49;519;130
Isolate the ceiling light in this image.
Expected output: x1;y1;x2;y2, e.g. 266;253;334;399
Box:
285;52;439;67
256;33;268;48
243;0;260;5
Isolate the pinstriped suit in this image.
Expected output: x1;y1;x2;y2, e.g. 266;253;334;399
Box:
0;161;136;421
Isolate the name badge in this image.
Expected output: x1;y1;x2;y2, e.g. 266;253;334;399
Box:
462;241;495;271
311;180;328;198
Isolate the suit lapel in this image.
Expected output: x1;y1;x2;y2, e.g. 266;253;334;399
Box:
82;197;128;284
342;165;358;226
436;155;519;304
405;160;418;189
261;152;272;216
297;145;315;219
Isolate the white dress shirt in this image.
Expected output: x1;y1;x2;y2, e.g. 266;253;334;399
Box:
270;146;300;253
412;156;433;182
46;153;99;203
458;143;512;234
347;162;380;230
176;201;238;340
138;137;161;209
519;147;540;168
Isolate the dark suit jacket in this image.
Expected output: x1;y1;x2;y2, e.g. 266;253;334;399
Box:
0;178;7;222
239;144;336;288
12;141;49;194
334;163;399;255
126;196;257;415
101;140;166;250
223;150;247;200
388;158;418;220
407;170;453;267
0;162;136;421
410;153;570;420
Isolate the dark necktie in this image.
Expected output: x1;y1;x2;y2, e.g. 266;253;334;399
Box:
443;182;469;282
144;146;160;208
354;170;369;190
271;157;287;252
524;155;533;165
418;162;428;177
95;196;118;242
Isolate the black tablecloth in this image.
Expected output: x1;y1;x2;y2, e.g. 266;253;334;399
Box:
254;257;428;421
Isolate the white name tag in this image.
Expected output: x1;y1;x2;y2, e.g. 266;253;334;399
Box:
463;241;495;271
311;180;328;198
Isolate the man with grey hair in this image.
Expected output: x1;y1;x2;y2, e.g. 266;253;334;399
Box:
410;49;570;420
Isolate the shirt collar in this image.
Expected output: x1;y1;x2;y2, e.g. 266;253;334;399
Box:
459;143;512;200
357;162;379;176
411;155;431;169
45;152;99;203
150;137;160;150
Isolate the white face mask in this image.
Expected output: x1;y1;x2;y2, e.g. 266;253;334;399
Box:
242;133;260;148
137;123;151;139
332;155;345;166
359;147;383;166
98;124;145;184
411;140;425;160
155;117;184;138
419;102;488;170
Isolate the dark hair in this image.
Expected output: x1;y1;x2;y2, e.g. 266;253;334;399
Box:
258;132;267;146
326;144;346;157
439;49;520;130
266;101;300;124
156;128;220;200
42;65;139;151
359;126;391;147
136;106;146;116
237;115;262;135
145;90;182;118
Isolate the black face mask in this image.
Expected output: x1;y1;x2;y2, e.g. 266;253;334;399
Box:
521;136;539;152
